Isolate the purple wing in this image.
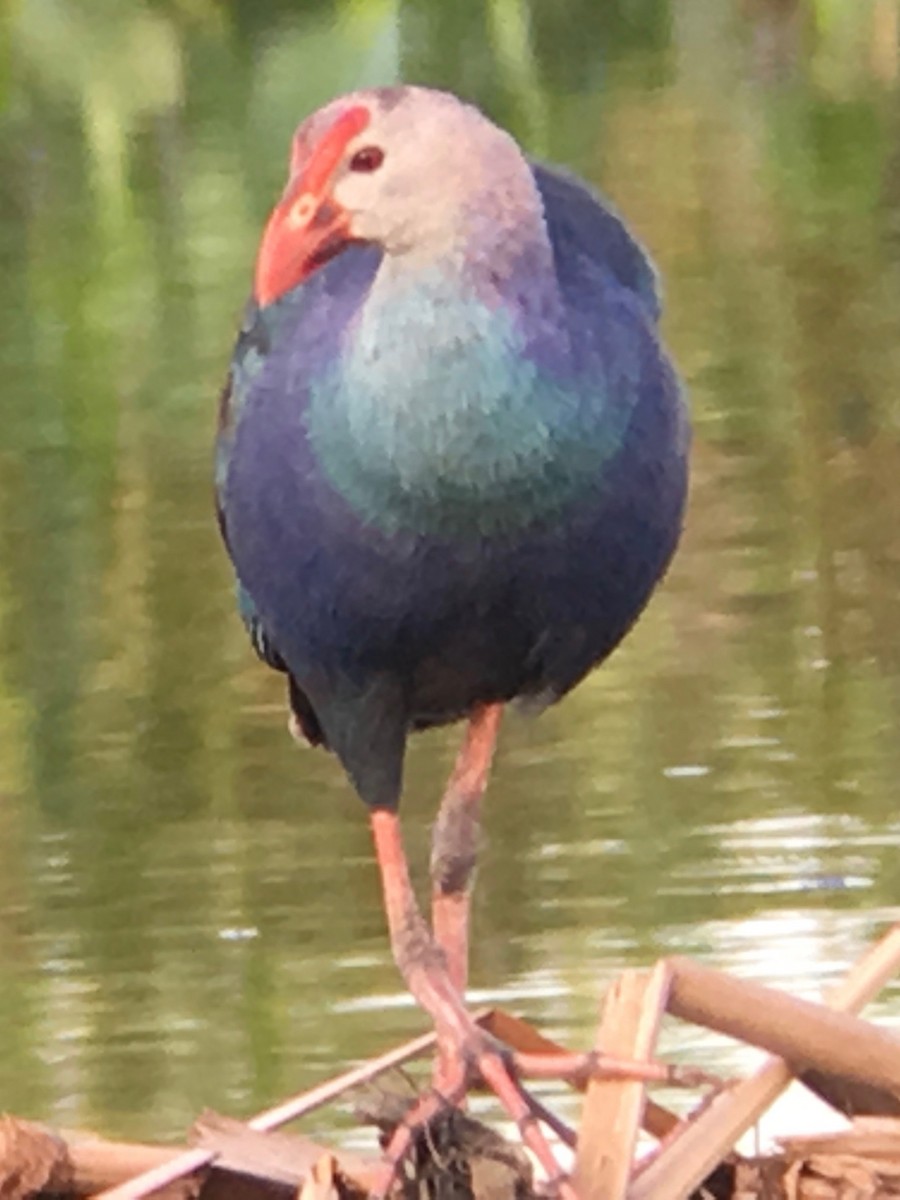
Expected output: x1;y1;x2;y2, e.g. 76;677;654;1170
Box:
533;163;661;321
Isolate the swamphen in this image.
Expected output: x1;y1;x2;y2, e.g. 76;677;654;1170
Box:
217;86;688;1193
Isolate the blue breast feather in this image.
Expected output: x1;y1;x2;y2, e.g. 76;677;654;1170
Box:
217;163;688;772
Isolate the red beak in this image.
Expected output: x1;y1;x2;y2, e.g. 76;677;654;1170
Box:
254;190;352;307
254;105;371;307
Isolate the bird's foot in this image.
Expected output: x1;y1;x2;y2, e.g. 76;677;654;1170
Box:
368;1028;576;1200
367;1020;713;1199
366;807;713;1197
370;1017;701;1200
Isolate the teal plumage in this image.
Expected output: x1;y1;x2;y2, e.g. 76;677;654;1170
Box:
305;280;633;539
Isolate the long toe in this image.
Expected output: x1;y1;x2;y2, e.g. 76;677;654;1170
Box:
371;1023;575;1200
373;1022;712;1199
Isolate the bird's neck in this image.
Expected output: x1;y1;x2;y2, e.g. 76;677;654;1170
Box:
361;240;566;376
305;245;602;538
355;199;569;404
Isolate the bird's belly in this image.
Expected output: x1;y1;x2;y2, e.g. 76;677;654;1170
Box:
229;455;681;731
226;336;687;727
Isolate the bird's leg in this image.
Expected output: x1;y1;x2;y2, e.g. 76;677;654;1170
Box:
368;808;578;1200
430;702;503;993
367;762;706;1199
429;704;502;1093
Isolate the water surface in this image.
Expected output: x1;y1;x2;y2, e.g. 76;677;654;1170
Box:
1;0;899;1147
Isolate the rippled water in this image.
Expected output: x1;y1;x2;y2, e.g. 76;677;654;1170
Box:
2;0;899;1148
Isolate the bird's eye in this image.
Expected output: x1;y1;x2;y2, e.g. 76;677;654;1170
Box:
349;146;385;173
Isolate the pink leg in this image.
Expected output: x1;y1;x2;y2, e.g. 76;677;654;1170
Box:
429;704;502;1089
366;752;710;1197
368;808;579;1199
430;703;502;994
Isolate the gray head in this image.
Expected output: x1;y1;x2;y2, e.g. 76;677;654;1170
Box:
254;86;548;306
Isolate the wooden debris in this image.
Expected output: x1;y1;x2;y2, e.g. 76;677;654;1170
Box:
0;1117;69;1200
574;962;671;1200
3;926;900;1200
665;956;900;1094
779;1115;900;1159
630;920;900;1200
798;1068;900;1119
89;1147;213;1200
298;1156;340;1200
48;1140;195;1200
480;1007;683;1141
732;1151;900;1200
189;1112;375;1194
90;1021;453;1200
0;1119;197;1200
735;1117;900;1199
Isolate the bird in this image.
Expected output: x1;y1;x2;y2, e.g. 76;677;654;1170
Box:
216;85;689;1194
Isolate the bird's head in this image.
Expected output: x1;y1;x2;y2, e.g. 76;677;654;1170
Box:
253;86;537;308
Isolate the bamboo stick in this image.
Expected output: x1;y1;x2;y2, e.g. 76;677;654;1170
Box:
60;1140;192;1197
630;922;900;1200
799;1068;900;1118
89;1008;533;1200
64;1137;183;1185
780;1117;900;1159
89;1024;444;1200
481;1008;681;1139
574;963;672;1200
190;1111;379;1192
664;956;900;1093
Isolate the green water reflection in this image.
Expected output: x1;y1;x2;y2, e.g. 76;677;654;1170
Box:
1;0;899;1143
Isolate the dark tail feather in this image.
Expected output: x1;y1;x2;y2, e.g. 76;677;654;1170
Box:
287;675;327;747
305;673;407;811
